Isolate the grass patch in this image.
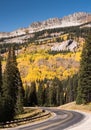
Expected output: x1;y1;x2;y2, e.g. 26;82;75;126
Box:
14;107;42;119
59;102;91;113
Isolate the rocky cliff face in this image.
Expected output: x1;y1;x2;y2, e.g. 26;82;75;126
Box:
51;40;78;52
0;12;91;43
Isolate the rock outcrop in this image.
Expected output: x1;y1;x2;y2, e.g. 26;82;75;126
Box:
51;40;78;52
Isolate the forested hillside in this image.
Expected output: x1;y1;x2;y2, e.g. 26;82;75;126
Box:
0;20;91;123
0;31;84;107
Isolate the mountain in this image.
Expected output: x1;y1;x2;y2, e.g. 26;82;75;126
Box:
0;12;91;43
29;12;91;31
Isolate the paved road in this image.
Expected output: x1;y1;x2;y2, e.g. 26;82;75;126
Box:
8;108;84;130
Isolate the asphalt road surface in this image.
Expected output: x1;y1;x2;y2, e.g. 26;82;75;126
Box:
7;107;84;130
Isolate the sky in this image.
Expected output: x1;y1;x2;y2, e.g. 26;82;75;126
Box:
0;0;91;32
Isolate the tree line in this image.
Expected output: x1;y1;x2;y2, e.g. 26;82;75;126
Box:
24;74;78;107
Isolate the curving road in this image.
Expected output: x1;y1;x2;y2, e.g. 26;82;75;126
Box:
7;108;84;130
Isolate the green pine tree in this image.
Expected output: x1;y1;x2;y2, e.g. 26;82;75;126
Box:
15;84;24;115
76;35;91;104
1;46;24;121
24;81;37;106
30;81;37;106
24;85;31;106
11;46;24;114
1;47;17;121
37;80;44;106
66;77;74;103
0;56;3;122
0;56;2;93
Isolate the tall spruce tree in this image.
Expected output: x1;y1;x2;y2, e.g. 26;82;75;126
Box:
15;82;24;115
29;81;37;106
15;66;24;115
1;46;24;122
47;78;63;106
66;77;74;103
11;46;24;115
0;56;2;93
76;35;91;104
72;73;78;101
37;80;44;106
0;56;3;122
24;82;37;106
48;81;56;106
24;85;31;106
1;47;16;121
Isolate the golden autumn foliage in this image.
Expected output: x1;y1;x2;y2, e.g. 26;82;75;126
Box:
2;37;83;86
16;43;81;85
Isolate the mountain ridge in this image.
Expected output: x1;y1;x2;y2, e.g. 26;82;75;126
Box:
0;12;91;42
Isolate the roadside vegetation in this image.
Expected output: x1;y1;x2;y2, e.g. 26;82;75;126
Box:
14;108;43;119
